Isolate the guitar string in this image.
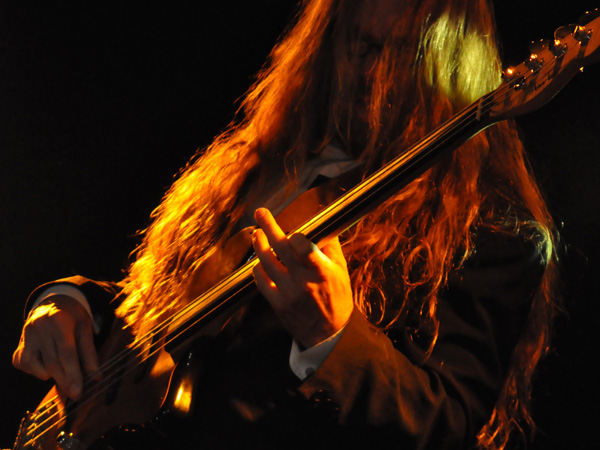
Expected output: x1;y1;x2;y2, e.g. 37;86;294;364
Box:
19;60;549;445
31;39;569;415
29;20;600;435
21;53;555;443
21;268;257;446
18;93;504;446
20;53;562;446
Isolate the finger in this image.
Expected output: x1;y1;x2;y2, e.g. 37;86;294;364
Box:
12;342;50;381
76;322;100;380
39;336;70;396
252;228;288;286
288;233;345;283
287;233;326;272
54;327;85;399
252;262;281;306
254;208;293;264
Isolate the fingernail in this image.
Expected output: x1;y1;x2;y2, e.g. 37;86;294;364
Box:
255;207;270;219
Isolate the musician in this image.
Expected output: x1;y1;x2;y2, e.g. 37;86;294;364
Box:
12;0;558;449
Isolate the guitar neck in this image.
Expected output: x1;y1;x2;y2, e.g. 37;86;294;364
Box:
163;95;493;350
298;96;495;246
164;9;600;349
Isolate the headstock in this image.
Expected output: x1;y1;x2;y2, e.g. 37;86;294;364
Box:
488;9;600;122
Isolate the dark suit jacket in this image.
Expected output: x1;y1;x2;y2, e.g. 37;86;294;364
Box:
26;226;547;449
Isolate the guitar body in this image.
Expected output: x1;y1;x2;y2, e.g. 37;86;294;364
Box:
13;320;175;450
14;332;225;450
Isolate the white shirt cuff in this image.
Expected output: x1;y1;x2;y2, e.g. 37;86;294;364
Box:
30;284;100;334
289;326;345;380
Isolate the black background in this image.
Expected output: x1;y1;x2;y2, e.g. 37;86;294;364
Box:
1;1;598;448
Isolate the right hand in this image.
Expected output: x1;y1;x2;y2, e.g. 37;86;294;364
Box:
12;295;99;400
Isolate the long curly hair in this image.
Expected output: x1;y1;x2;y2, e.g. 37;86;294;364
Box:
117;1;559;448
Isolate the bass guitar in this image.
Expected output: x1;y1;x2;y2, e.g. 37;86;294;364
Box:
13;9;600;450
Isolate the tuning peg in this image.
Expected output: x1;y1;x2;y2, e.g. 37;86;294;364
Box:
502;67;525;90
555;24;576;41
525;54;543;72
551;39;567;57
551;25;573;56
574;24;592;43
553;22;592;44
526;39;549;71
502;67;517;80
579;8;600;25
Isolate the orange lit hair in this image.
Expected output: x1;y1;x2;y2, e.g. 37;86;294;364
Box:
117;1;558;448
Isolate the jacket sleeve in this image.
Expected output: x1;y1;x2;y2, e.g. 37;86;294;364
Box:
25;275;123;345
298;228;548;449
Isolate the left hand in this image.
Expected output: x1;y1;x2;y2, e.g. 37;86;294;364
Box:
252;207;354;348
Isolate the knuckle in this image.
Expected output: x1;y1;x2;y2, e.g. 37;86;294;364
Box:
16;350;31;367
22;322;39;339
11;350;22;368
16;347;37;367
